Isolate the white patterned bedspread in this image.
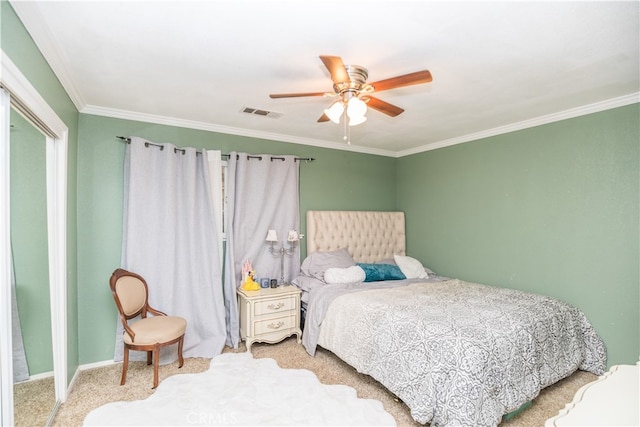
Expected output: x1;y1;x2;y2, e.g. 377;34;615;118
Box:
314;279;607;427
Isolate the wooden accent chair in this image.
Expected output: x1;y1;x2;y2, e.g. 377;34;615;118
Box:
109;268;187;389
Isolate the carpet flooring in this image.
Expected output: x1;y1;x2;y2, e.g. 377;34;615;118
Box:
16;337;597;426
14;376;56;427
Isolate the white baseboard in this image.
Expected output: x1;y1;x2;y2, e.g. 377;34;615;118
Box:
79;359;119;371
27;371;54;381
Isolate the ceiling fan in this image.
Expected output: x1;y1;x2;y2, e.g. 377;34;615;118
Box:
269;55;433;127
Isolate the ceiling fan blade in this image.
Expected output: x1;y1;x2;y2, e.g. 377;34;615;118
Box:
365;96;405;117
317;113;330;123
369;70;432;92
269;92;326;99
319;55;350;84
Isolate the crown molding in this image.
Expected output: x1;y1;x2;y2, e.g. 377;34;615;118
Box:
396;93;640;158
81;104;398;157
80;91;640;159
84;92;638;160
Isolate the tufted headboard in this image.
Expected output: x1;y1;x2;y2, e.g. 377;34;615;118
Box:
306;211;406;263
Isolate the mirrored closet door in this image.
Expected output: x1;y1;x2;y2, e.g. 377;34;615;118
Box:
10;108;56;426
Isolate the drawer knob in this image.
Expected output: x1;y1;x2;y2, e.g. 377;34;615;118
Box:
267;321;285;330
267;302;285;310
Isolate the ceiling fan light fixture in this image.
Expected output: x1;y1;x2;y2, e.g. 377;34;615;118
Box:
347;97;367;118
324;101;344;124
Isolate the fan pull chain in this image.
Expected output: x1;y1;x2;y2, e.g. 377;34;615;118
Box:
342;107;351;145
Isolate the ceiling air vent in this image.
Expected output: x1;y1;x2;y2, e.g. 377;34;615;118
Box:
241;107;283;119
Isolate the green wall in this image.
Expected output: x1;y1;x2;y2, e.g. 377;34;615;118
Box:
397;104;639;367
76;113;397;364
2;1;80;382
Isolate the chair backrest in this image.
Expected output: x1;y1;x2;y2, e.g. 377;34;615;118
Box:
109;269;149;320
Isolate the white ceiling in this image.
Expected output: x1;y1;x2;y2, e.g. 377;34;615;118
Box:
10;1;639;157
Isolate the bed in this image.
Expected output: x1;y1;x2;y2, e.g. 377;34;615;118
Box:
292;210;607;427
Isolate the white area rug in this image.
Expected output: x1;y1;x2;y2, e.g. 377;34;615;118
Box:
83;352;395;426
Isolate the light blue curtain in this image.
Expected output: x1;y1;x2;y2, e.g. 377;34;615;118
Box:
116;137;226;362
224;152;300;348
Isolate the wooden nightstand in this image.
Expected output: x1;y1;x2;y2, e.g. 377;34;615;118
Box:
237;285;302;351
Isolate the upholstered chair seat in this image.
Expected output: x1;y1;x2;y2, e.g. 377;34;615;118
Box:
122;316;186;346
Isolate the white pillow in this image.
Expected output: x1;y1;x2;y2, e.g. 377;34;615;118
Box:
394;255;429;279
323;266;366;284
301;248;356;280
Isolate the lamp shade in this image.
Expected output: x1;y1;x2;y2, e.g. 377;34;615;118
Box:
347;97;367;118
348;114;367;126
287;230;299;242
265;229;278;242
324;101;344;124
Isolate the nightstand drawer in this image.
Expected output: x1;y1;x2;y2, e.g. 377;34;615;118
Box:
254;314;296;335
254;296;296;316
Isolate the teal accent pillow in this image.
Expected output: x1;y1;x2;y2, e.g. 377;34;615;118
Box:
356;263;406;282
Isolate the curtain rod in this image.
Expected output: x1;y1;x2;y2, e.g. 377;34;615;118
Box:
116;136;315;162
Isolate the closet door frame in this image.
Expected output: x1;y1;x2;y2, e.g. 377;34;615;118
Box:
0;50;68;426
